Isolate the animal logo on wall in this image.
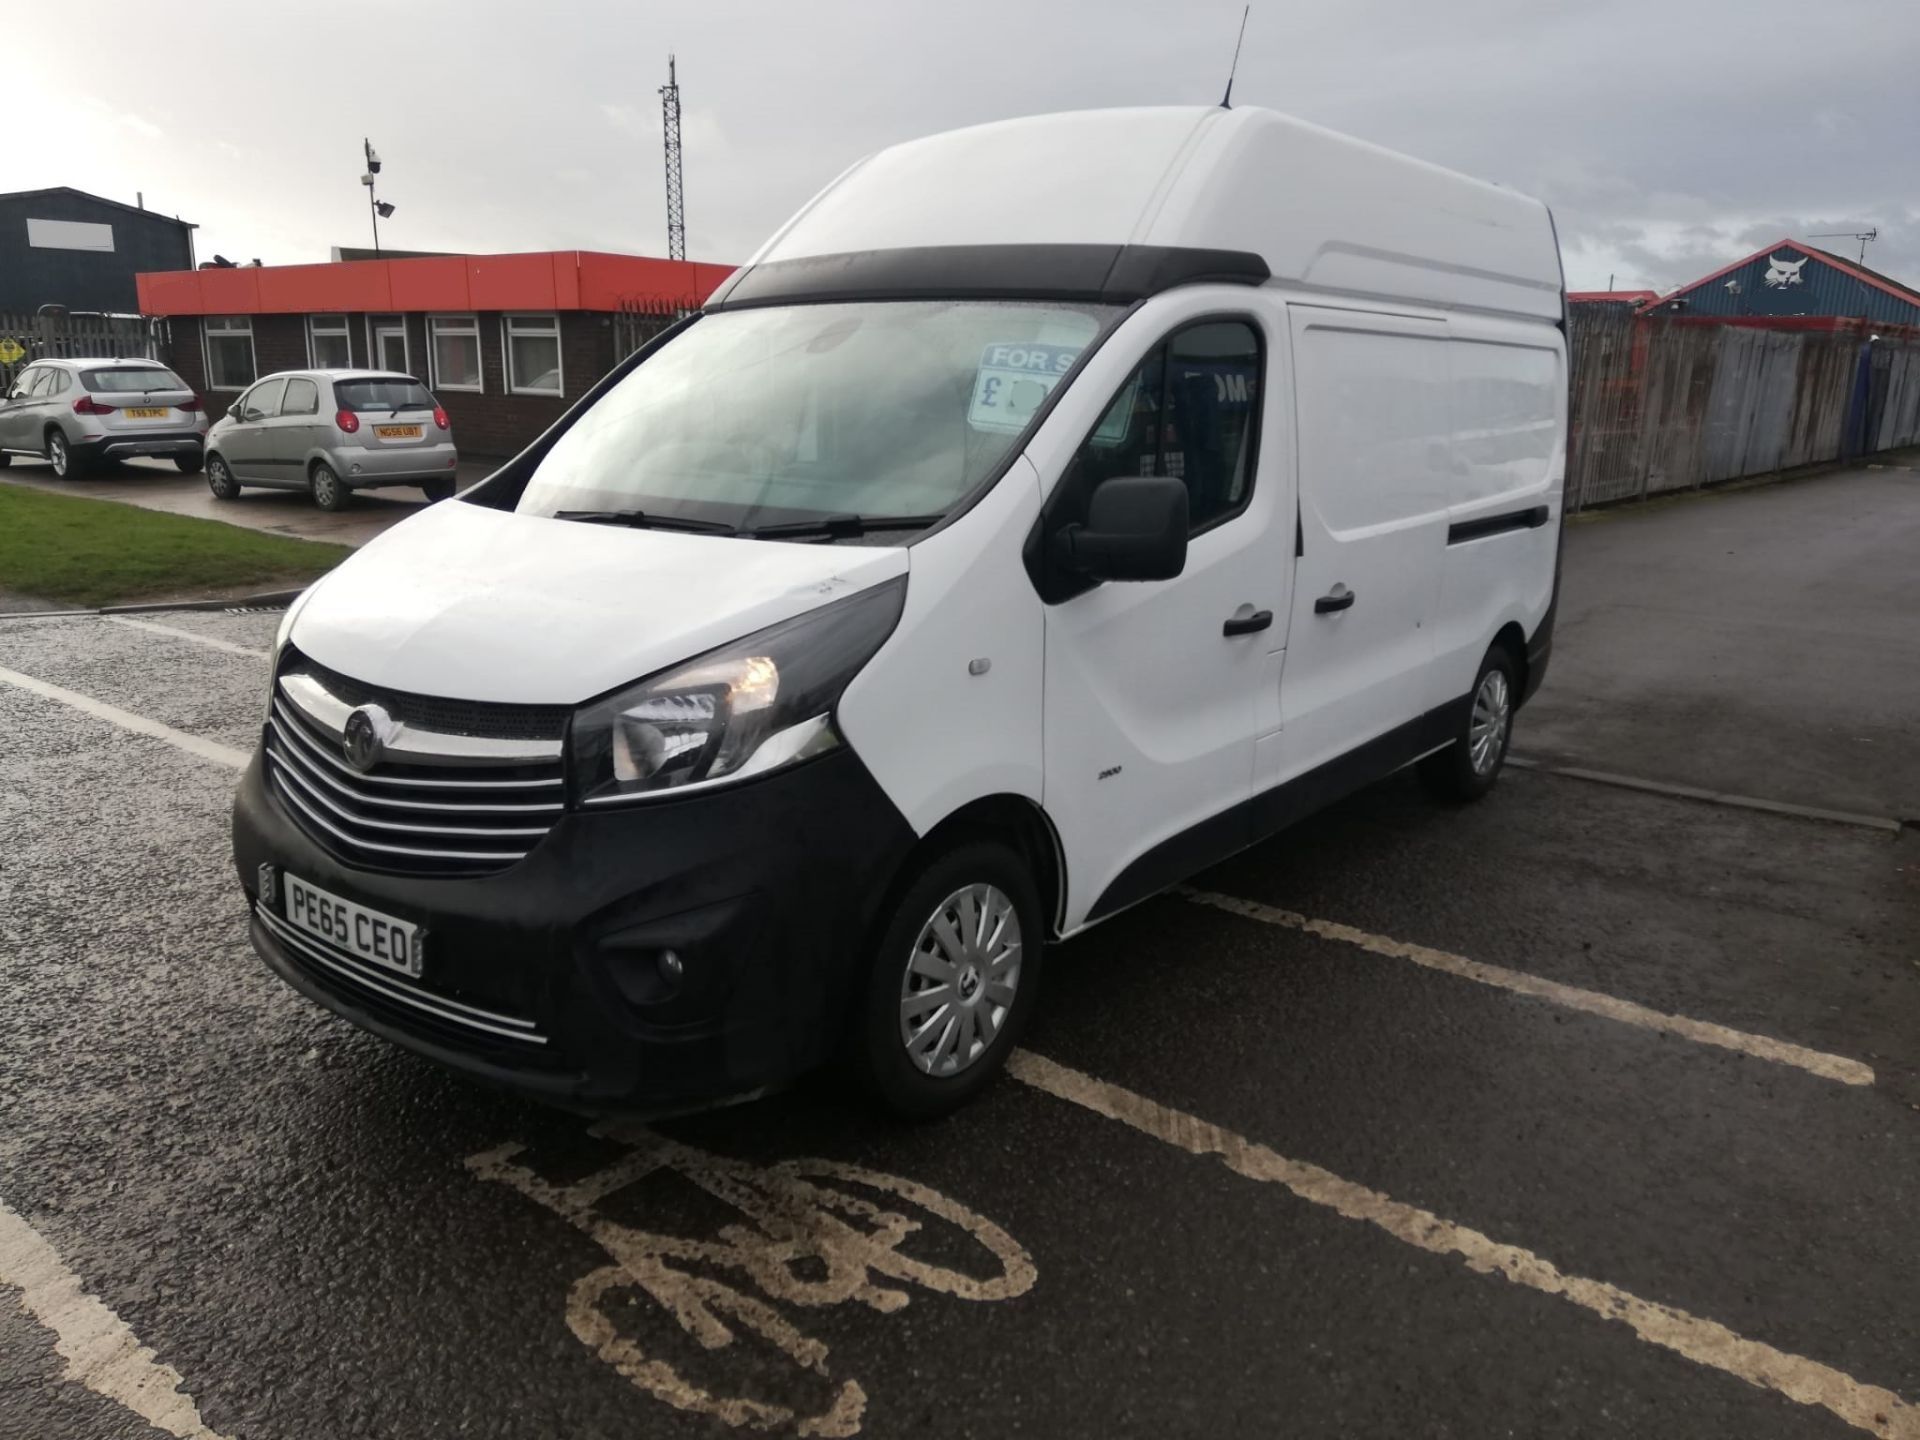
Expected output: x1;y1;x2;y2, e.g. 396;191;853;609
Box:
1763;254;1809;288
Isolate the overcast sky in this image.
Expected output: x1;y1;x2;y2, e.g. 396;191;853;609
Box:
5;0;1915;295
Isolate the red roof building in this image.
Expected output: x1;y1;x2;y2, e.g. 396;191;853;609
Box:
137;250;734;457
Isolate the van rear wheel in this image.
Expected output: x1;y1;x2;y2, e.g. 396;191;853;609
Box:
853;840;1043;1120
1419;645;1517;803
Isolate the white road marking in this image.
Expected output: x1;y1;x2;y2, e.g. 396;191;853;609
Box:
0;663;248;770
1181;888;1875;1087
1009;1049;1918;1440
106;615;270;660
0;1198;233;1440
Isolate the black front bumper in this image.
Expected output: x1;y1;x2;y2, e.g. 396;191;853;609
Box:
232;743;916;1106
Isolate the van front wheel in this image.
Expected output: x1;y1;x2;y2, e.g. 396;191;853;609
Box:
1419;645;1517;802
854;840;1043;1120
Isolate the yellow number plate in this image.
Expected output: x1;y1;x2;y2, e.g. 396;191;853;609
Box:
374;424;423;440
124;407;169;419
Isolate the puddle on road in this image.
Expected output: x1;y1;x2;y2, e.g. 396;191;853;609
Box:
467;1122;1036;1436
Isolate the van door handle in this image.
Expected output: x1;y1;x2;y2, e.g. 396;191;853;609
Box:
1314;585;1356;614
1222;608;1273;637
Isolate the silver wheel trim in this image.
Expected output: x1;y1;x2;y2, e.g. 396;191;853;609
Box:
898;883;1022;1078
313;468;336;502
48;435;66;475
209;458;229;492
1469;667;1511;775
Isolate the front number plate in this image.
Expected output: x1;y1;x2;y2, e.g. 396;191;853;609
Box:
284;872;422;977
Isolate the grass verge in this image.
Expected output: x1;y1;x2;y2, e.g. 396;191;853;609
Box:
0;484;351;607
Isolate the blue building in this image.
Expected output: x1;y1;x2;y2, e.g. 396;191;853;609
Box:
1646;238;1920;333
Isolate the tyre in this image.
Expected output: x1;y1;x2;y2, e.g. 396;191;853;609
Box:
0;450;11;468
1418;643;1518;802
310;461;347;512
421;477;456;502
853;839;1043;1120
46;430;80;479
174;453;205;475
205;454;241;500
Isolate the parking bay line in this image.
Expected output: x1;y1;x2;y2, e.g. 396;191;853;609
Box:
1180;888;1875;1088
1008;1049;1918;1439
0;662;249;771
0;1197;233;1440
105;615;270;661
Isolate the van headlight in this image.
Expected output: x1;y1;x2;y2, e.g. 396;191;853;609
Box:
570;577;905;805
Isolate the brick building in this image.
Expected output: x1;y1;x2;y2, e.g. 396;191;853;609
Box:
135;250;734;457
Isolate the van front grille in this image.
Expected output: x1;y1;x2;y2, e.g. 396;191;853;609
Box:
264;667;567;877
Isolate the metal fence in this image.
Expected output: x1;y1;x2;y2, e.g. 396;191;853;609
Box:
1567;308;1920;511
0;311;165;392
613;297;696;362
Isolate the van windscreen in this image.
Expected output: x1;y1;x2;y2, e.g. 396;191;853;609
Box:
515;300;1115;534
81;366;189;393
336;378;435;412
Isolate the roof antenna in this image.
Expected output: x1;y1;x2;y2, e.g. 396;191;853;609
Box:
1221;5;1251;107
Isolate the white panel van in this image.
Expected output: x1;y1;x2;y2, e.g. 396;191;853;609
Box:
233;106;1567;1117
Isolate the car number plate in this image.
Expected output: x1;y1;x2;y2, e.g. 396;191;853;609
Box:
284;872;422;977
375;424;423;440
123;407;169;419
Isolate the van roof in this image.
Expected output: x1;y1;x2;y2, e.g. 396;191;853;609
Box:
718;106;1564;323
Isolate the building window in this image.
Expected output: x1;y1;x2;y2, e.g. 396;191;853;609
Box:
429;315;482;392
504;314;563;396
308;315;351;370
204;316;256;390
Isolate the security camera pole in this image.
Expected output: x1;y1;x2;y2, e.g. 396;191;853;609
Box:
361;138;395;255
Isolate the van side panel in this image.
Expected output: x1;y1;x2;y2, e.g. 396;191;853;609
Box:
1274;306;1451;784
1427;319;1568;707
836;455;1047;836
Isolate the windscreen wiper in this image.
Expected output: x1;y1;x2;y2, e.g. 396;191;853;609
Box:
552;509;741;536
746;513;945;540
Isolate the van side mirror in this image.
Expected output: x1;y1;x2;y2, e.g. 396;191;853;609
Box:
1055;475;1189;582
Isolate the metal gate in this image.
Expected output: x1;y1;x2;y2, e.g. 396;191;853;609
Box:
0;311;164;391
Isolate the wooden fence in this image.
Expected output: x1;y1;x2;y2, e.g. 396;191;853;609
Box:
1567;309;1920;511
0;311;164;393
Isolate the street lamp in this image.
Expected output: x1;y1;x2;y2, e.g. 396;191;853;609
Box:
360;139;394;254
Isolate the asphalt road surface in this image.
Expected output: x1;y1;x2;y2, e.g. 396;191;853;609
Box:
2;470;1917;1440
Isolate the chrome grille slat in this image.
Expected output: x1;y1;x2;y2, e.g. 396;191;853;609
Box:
269;749;555;840
256;904;547;1045
265;734;563;815
270;772;533;865
272;701;563;791
265;667;567;876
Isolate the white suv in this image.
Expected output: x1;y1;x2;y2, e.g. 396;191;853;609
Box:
0;358;208;477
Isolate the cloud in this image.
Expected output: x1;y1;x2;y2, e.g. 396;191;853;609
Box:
0;0;1910;288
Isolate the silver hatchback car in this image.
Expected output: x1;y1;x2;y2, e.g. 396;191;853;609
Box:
205;370;459;511
0;357;208;477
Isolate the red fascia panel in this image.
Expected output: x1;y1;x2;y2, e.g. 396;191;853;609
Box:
136;269;204;315
387;257;474;312
137;250;738;317
576;252;734;310
467;252;562;311
256;260;392;313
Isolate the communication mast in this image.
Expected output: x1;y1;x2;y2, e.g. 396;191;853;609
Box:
660;55;687;262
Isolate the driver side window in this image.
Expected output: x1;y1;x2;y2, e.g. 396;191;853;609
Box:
1031;318;1264;601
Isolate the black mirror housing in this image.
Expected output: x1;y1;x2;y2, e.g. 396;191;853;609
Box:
1056;475;1189;582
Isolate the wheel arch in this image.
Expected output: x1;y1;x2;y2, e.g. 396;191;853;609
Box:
906;794;1068;940
1491;620;1529;698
